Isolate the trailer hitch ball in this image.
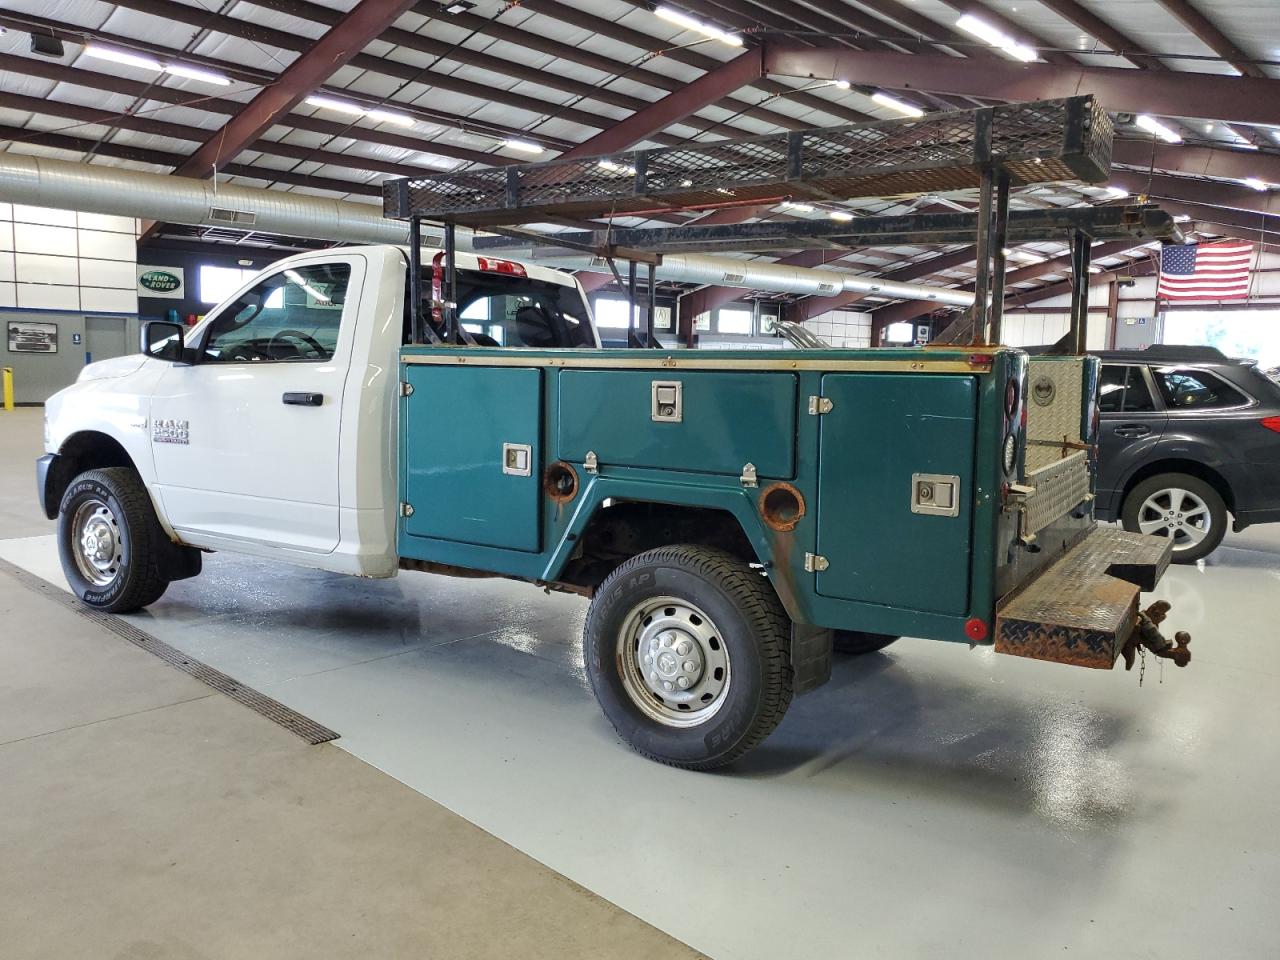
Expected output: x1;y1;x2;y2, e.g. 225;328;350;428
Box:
1121;600;1192;671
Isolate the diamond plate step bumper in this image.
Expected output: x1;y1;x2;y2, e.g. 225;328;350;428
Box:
995;527;1173;669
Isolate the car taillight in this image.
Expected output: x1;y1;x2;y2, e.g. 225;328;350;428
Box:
1263;416;1280;434
1005;379;1019;417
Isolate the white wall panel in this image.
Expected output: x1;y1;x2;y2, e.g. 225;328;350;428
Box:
76;212;137;235
77;229;134;261
81;287;139;314
79;258;136;289
15;252;79;286
0;251;13;283
13;204;77;227
0;281;14;308
13;223;77;257
16;282;80;310
0;220;12;252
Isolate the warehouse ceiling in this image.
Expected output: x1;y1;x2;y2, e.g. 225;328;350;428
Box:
1;0;1278;329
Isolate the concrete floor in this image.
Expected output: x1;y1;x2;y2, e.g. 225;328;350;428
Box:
4;405;1280;958
0;408;701;960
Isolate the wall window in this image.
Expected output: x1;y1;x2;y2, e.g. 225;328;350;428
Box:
199;264;258;305
884;321;914;343
1163;309;1280;369
716;307;753;335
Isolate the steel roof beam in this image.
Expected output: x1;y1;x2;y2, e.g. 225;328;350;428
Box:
516;0;873;126
1153;0;1266;78
761;47;1280;126
559;47;766;159
1112;140;1280;189
1108;171;1280;218
786;247;978;322
869;238;1145;327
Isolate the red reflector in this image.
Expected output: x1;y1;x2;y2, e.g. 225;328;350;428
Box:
475;256;527;277
1005;379;1019;417
1263;416;1280;434
965;618;988;642
968;354;993;367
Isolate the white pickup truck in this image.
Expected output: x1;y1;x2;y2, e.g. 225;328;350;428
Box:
38;245;596;598
37;242;1183;770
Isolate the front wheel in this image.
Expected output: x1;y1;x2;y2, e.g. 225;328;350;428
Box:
583;545;793;770
1121;473;1226;564
57;467;171;612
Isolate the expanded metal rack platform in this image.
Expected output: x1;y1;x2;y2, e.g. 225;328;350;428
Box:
383;96;1112;228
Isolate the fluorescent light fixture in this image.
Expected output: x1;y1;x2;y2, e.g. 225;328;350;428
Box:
1135;114;1182;144
654;5;743;47
780;201;815;212
871;92;924;118
502;139;543;154
1173;214;1191;222
829;210;855;222
955;14;1037;62
365;108;415;127
84;45;162;71
163;63;231;85
597;159;637;175
305;95;365;116
1244;177;1270;191
1272;129;1280;144
833;80;851;90
1088;266;1103;274
1104;185;1129;199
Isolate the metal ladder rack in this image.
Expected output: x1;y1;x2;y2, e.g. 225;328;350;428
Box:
382;95;1166;352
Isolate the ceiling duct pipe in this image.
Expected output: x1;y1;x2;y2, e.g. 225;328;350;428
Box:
0;154;971;306
567;253;975;307
0;153;441;246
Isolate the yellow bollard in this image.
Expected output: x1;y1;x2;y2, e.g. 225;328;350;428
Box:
1;367;13;412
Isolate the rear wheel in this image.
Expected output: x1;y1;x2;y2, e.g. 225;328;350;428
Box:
1121;472;1226;564
833;631;899;655
583;545;793;770
57;467;170;612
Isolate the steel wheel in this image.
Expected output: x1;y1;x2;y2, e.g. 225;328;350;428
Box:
70;498;123;587
1136;486;1212;553
616;596;731;728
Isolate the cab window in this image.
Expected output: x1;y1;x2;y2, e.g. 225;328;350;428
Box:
420;270;593;347
1153;367;1247;410
202;264;350;362
1099;364;1156;413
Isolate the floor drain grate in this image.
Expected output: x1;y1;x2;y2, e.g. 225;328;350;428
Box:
0;558;339;745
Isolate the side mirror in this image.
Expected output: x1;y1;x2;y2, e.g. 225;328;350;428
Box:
141;321;189;364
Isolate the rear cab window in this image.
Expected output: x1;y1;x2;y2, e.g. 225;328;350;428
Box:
413;268;594;348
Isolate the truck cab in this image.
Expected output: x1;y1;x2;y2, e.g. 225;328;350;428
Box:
38;244;1184;771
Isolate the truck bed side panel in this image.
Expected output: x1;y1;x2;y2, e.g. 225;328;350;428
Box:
557;370;797;479
815;373;977;616
401;364;543;552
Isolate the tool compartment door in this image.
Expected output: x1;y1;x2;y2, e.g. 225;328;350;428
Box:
401;364;542;552
815;374;977;615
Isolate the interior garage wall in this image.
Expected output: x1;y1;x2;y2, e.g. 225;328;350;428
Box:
0;203;139;404
135;244;279;324
798;308;874;348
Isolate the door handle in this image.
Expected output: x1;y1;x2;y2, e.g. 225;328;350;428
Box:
1113;424;1150;438
282;392;323;406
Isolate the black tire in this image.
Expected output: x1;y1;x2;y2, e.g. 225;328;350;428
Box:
833;631;899;655
1121;472;1227;564
57;467;171;613
583;545;793;771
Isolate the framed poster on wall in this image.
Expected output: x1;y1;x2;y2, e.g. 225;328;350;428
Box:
7;320;58;353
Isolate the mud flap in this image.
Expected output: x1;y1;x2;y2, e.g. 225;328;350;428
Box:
791;623;833;694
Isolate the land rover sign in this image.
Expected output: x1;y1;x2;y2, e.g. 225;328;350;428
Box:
136;265;185;299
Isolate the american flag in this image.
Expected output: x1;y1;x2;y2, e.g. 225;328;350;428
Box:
1157;241;1253;301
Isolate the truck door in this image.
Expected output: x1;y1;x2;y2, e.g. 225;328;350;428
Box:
815;373;977;616
149;257;363;554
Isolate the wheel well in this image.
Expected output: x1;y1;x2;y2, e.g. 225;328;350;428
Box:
1121;459;1235;516
558;501;758;589
45;432;137;518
